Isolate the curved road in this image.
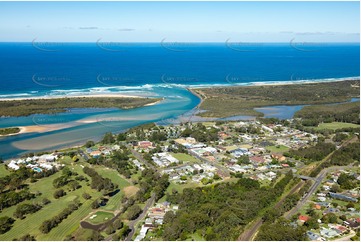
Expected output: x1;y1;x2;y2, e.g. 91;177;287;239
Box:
125;194;155;241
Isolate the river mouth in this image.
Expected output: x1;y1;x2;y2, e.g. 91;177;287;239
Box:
0;86;200;159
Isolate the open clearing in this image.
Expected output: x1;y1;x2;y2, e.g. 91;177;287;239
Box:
0;164;10;177
314;122;360;130
123;185;139;197
266;145;289;153
171;153;200;162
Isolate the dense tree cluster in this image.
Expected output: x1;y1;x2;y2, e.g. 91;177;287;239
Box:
126;204;142;220
181;123;219;143
337;173;359;190
161;172;293;240
82;167;117;193
256;218;307;241
0;216;15;234
13;203;42;219
295;102;360;126
287;142;335;161
133;169;169;203
39;200;81;234
0;190;36;211
13;234;36;241
310;142;360;177
101;132;115;144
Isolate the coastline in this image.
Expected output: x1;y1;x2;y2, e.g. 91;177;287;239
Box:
0;93;143;101
189;78;360;119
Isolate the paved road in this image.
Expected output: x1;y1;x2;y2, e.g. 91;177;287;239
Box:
128;146;155;169
125;194;156;241
238;181;305;241
285;165;354;219
188;150;230;177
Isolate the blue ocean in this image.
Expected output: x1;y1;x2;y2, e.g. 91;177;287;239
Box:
0;43;359;159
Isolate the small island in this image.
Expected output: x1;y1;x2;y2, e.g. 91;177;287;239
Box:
0;127;21;136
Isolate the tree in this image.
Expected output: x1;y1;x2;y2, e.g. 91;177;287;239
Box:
42;198;51;205
322;213;338;224
85;140;95;148
53;189;66;199
87;231;104;241
126;204;142;220
102;132;115;144
82;193;91;200
68;181;80;191
16;234;36;241
0;216;15;234
91;199;100;209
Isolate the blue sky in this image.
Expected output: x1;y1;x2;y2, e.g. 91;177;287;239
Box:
0;1;359;42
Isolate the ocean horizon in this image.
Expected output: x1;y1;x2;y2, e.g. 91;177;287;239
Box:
0;43;359;159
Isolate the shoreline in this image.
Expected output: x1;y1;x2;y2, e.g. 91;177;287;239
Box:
189;76;360;90
0;93;143;101
0;76;359;101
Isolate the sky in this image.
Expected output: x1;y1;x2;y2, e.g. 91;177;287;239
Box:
0;1;359;42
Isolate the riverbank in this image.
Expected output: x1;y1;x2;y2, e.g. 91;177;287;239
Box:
190;79;360;118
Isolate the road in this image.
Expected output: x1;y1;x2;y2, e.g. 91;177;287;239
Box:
125;194;156;241
128;146;155;169
238;181;305;241
285;165;354;219
188;150;230;177
78;148;89;161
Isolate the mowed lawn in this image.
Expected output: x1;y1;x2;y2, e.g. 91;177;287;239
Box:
85;211;114;225
266;145;289;153
94;166;131;211
0;162;103;241
314;122;360;130
171;153;199;162
0;164;10;177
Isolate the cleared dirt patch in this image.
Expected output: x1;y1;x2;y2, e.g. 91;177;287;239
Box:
123;185;139;197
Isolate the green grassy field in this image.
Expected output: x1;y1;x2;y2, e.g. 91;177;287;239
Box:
314;122;360;130
85;211;114;225
0;164;10;177
171;153;200;162
266;145;290;153
0;160;104;241
94;166;131;211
